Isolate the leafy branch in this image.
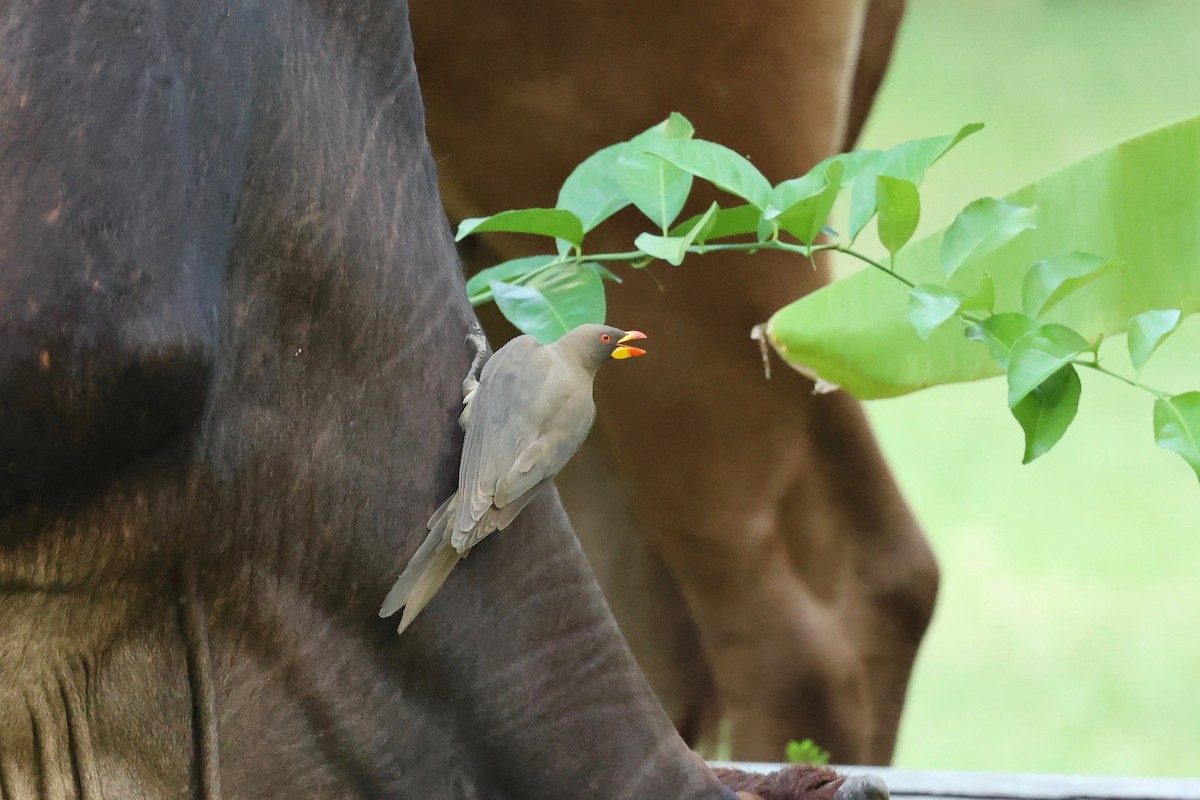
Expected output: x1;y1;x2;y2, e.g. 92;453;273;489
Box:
455;113;1200;483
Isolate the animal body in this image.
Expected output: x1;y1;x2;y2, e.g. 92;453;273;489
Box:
411;0;939;762
0;2;753;797
380;324;648;632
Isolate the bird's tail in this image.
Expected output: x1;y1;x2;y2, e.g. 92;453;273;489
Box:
379;494;463;633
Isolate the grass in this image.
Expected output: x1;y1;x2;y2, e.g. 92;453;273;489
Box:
843;0;1200;777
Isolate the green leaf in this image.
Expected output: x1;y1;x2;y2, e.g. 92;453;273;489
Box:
614;151;693;231
773;152;873;210
490;265;606;344
848;123;983;239
875;123;984;183
908;284;965;340
1128;309;1183;372
962;274;996;314
770;161;845;245
1022;251;1120;317
670;203;761;243
1154;392;1200;482
767;114;1200;399
941;198;1037;279
466;255;557;304
629;111;696;145
819;149;882;187
1006;323;1089;407
554;113;695;246
756;215;778;243
1011;365;1081;464
964;313;1040;370
456;208;585;248
847;162;881;241
640;138;773;210
876;176;921;256
634;202;719;266
555;146;628;235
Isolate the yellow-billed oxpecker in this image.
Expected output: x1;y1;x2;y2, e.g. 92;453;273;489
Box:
380;323;647;633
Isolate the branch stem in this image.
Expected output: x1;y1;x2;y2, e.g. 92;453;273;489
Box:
1075;360;1169;399
831;246;917;288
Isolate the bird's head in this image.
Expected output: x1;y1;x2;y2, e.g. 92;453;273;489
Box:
557;324;647;372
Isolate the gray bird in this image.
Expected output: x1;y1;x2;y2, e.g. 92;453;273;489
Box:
379;323;648;634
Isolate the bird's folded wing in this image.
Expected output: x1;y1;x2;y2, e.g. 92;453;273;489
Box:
453;338;551;548
452;478;551;552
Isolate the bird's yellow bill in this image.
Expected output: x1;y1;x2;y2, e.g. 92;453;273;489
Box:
612;330;647;359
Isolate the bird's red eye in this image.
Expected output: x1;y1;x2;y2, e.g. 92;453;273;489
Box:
601;333;612;343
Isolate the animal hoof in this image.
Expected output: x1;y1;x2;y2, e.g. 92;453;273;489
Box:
834;774;889;800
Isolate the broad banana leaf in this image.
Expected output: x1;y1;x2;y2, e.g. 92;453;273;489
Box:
767;114;1200;399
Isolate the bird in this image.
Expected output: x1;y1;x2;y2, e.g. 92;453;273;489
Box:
379;323;647;634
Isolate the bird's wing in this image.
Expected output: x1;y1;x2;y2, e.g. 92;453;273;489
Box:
453;337;544;542
451;343;593;551
452;478;552;552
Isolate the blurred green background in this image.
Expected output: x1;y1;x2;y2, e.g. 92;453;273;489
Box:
846;0;1200;777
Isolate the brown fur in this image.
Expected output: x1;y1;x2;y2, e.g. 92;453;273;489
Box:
714;765;843;800
411;0;938;763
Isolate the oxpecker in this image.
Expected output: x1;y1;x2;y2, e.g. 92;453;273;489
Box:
380;323;647;633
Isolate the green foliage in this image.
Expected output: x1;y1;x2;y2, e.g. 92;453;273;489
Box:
1128;309;1183;373
490;265;605;344
1011;365;1081;464
965;313;1039;370
615;117;696;231
908;284;965;341
785;738;832;767
767;114;1200;399
639;137;773;209
1153;393;1200;482
848;123;983;238
670;203;760;243
635;203;719;266
770;161;845;245
1004;324;1090;408
1021;252;1120;318
456;111;1200;482
940;198;1037;279
556;112;695;238
455;208;584;248
876;176;921;257
465;255;557;304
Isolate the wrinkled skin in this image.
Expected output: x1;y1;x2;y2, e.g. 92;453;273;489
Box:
412;0;938;763
0;2;745;797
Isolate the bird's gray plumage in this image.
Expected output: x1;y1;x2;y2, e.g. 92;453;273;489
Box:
380;323;640;633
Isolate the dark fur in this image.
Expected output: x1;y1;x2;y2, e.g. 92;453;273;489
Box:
0;2;737;798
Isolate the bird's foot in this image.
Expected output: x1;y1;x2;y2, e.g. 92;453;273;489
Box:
462;321;488;399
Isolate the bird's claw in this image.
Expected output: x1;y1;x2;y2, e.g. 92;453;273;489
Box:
462;321;489;400
465;320;484;345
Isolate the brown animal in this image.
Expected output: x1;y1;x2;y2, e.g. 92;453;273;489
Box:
714;765;889;800
0;1;812;797
411;0;938;763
